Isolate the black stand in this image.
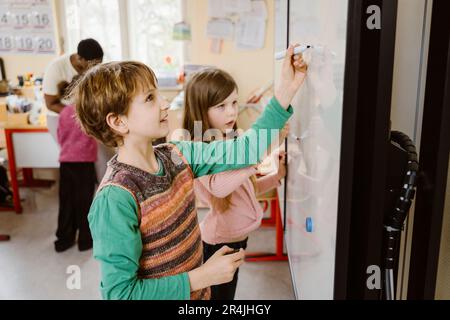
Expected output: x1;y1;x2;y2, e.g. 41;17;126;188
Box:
382;131;418;300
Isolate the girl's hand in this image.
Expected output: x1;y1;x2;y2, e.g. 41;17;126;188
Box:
266;123;289;157
275;44;308;109
188;246;245;291
275;151;287;180
279;123;290;145
246;89;262;104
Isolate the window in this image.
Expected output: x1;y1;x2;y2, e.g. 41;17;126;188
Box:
62;0;184;72
128;0;183;71
64;0;122;61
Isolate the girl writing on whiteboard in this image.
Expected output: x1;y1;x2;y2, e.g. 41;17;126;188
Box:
182;58;307;299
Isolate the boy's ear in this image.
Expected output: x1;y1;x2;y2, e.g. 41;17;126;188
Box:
106;113;129;136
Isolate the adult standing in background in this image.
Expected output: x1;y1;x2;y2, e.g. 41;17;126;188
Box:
43;38;104;113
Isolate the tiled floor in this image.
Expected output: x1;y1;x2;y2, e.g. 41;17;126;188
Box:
0;179;294;300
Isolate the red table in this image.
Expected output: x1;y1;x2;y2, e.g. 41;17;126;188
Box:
1;126;57;214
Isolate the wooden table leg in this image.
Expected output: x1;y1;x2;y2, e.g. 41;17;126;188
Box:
0;234;11;241
21;168;54;188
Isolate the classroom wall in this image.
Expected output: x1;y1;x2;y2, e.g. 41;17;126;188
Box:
390;0;429;145
2;55;57;82
1;0;62;83
186;0;275;104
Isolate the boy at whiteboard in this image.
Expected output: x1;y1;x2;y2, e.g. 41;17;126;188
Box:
67;45;306;300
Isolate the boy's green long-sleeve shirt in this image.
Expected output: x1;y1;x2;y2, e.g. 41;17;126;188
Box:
89;97;293;300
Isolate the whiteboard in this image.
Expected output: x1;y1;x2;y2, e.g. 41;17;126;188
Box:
279;0;349;300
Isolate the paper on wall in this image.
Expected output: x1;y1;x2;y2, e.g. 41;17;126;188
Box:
0;0;57;55
208;0;227;18
235;16;266;50
223;0;252;15
206;18;234;40
209;38;224;54
247;0;268;20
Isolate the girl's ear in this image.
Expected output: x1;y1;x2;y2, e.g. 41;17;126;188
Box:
106;113;129;136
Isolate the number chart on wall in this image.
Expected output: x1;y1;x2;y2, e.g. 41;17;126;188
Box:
0;0;56;55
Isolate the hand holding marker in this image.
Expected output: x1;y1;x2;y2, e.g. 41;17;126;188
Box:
275;45;337;60
247;44;311;104
275;45;314;60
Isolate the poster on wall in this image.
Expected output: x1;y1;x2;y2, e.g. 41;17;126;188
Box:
0;0;56;55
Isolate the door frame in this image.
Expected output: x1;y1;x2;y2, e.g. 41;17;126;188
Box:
334;0;399;299
407;0;450;300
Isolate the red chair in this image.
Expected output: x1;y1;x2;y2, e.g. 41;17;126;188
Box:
245;189;287;262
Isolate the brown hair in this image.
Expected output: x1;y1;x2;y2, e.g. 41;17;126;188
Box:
183;68;238;138
183;68;257;213
70;61;157;148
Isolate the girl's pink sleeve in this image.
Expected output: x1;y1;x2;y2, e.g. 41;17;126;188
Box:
56;113;65;146
255;173;281;196
197;166;258;198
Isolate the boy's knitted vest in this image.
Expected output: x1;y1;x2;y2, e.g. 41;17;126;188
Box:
98;144;210;300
